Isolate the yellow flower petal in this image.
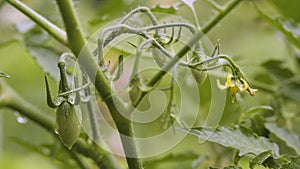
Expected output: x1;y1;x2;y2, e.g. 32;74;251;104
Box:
225;74;234;87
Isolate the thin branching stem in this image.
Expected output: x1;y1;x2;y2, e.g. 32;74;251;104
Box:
202;0;241;34
97;24;175;63
203;0;224;12
137;0;242;106
187;54;247;81
193;63;233;72
120;6;159;26
131;38;154;79
6;0;68;46
144;22;196;34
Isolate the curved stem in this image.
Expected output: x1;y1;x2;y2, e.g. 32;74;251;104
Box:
6;0;68;46
120;6;159;26
131;39;154;79
147;31;204;87
187;54;246;80
135;0;242;107
98;24;176;63
144;22;196;34
194;63;233;72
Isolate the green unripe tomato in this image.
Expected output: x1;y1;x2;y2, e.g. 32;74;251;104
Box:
192;69;207;86
56;101;81;149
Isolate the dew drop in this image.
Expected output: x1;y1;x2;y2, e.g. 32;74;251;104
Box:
14;112;27;124
54;129;59;135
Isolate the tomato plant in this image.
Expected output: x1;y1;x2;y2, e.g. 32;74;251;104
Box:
1;0;300;169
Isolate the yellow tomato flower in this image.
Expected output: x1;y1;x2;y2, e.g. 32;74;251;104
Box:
217;74;257;103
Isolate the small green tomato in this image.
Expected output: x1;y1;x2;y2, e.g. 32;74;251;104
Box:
192;69;207;86
45;53;87;149
56;102;81;149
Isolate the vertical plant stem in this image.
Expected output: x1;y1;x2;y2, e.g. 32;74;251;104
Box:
55;0;142;168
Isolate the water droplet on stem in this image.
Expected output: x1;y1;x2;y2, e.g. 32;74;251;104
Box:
14;112;27;124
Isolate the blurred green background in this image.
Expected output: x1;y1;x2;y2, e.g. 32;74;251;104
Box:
0;0;300;168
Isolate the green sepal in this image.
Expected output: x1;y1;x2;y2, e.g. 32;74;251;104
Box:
0;72;10;78
44;75;60;108
112;54;124;81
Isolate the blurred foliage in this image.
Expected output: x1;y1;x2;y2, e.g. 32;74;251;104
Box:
268;0;300;22
1;0;300;169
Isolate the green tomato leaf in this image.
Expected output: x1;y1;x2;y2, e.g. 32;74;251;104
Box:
265;123;300;155
262;60;294;82
25;45;60;81
262;60;300;103
256;8;300;50
16;24;60;81
184;125;279;157
249;150;272;169
56;102;81;149
250;114;269;137
279;82;300;103
279;156;300;169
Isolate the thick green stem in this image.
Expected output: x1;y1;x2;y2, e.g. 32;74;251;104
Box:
55;0;142;168
0;80;54;132
6;0;67;46
0;79;121;169
73;139;122;169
